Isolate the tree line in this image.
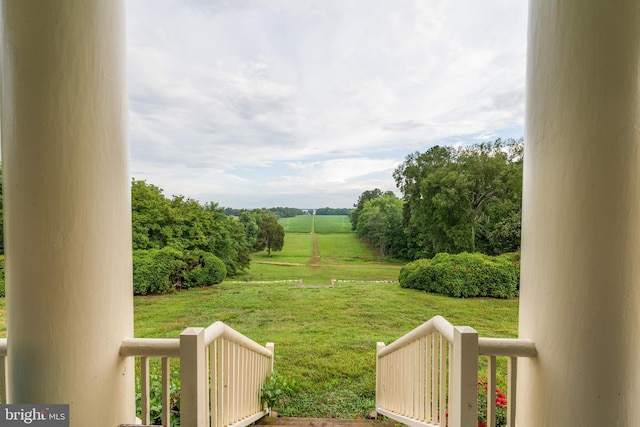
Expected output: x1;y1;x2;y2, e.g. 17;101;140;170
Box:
132;179;285;294
351;138;523;260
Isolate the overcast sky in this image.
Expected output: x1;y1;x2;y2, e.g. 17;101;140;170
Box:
126;0;528;209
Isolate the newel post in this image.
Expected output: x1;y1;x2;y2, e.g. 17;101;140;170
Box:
181;327;208;427
375;342;385;416
451;327;478;427
266;342;275;372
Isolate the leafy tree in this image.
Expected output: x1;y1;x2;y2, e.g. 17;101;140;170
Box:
356;195;405;257
238;210;259;248
393;139;523;259
350;188;395;231
131;179;173;250
256;213;285;257
131;179;251;275
316;207;351;215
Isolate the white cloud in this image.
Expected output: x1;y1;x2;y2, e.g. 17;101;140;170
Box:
126;0;527;208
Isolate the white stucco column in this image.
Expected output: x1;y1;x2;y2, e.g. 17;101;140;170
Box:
0;1;134;426
519;1;640;426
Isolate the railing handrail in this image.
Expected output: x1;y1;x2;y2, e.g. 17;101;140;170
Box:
377;315;454;357
203;321;273;357
478;337;537;358
119;338;180;358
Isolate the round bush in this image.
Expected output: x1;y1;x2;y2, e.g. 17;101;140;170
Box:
398;252;519;298
181;249;227;288
133;247;185;295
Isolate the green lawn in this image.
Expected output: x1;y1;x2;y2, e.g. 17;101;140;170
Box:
317;234;385;264
133;281;518;418
0;230;519;419
279;215;313;233
133;232;519;418
252;233;312;264
313;215;352;233
279;215;352;234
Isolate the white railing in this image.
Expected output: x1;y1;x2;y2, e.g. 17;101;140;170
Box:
120;337;181;426
121;321;274;427
376;315;536;427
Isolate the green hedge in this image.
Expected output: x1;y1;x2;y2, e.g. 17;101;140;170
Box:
399;252;519;298
133;247;226;295
0;249;225;297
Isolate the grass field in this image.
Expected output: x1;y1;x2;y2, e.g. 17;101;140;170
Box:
279;215;352;234
313;215;352;233
0;227;519;419
138;232;517;418
132;280;518;418
279;215;313;233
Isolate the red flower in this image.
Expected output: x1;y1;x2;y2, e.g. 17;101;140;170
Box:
478;422;487;427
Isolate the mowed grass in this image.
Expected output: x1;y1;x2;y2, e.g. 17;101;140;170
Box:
140;231;516;418
317;234;387;265
280;215;313;233
133;281;519;418
252;233;312;264
313;215;352;233
0;230;519;419
279;215;352;234
248;233;401;283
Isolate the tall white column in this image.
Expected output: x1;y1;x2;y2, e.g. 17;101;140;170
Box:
0;1;134;426
519;1;640;426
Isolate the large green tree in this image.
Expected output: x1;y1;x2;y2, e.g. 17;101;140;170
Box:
131;179;251;275
350;188;395;231
356;194;405;257
255;213;285;257
393;139;523;259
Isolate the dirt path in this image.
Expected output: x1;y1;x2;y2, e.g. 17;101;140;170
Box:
311;232;321;266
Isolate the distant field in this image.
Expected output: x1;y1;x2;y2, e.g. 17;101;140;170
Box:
248;232;401;283
279;215;313;233
313;215;352;233
279;215;352;234
253;233;312;264
317;234;382;264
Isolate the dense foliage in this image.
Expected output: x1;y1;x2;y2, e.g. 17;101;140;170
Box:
224;206;305;218
132;247;227;295
255;213;285;256
350;188;396;232
355;194;406;257
315;207;351;215
398;252;519;298
393;139;523;259
132;179;251;277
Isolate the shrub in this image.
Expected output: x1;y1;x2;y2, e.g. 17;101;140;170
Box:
398;252;519;298
136;371;181;426
180;249;226;289
133;246;227;295
260;371;299;415
133;248;184;295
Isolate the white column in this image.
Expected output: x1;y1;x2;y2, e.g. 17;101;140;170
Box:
0;1;134;426
519;1;640;426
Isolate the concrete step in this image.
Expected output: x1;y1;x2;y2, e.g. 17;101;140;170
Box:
254;417;396;427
